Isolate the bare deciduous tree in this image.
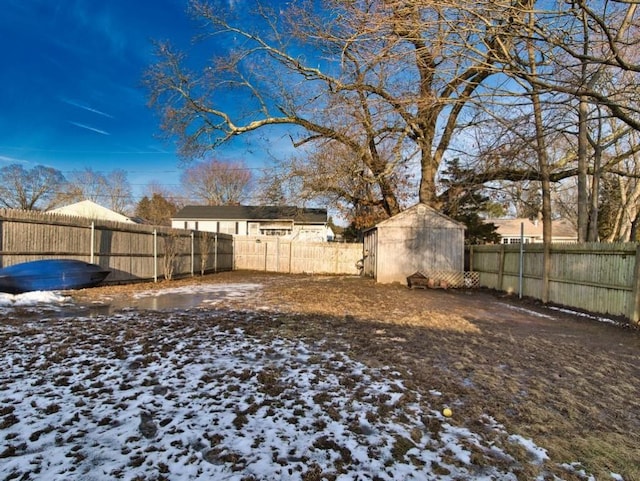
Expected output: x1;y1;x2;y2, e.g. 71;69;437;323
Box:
439;0;640;242
254;170;288;206
496;0;640;239
266;140;417;228
180;159;251;205
162;231;179;280
146;0;521;213
596;127;640;241
0;164;65;210
536;1;640;130
105;170;133;214
199;231;215;275
146;0;640;244
142;181;183;208
58;168;133;214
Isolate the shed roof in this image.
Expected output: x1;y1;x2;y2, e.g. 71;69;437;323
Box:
365;203;465;232
173;205;327;224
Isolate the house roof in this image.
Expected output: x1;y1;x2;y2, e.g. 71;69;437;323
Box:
48;200;136;224
486;217;578;239
172;205;327;224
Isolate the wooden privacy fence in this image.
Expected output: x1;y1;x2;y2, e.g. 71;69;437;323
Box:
233;236;363;275
468;242;640;324
0;209;233;283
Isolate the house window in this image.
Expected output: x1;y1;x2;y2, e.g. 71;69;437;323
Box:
261;229;291;236
502;237;521;244
219;221;236;235
184;221;188;230
259;221;293;237
194;221;198;231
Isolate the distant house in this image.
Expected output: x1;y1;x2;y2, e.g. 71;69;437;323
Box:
48;200;137;224
171;205;332;241
486;217;578;244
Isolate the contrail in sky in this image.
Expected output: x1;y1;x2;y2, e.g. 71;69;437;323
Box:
61;97;114;118
0;154;29;164
68;121;111;136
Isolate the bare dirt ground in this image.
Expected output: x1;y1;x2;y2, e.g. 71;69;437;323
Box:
68;270;640;480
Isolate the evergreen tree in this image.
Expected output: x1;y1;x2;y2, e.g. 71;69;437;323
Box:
439;159;502;244
135;193;178;226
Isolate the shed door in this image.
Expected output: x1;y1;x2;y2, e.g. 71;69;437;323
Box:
363;230;377;279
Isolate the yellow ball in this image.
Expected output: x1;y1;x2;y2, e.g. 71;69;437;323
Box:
442;408;453;417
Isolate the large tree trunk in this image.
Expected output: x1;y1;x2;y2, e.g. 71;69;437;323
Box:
587;144;602;241
378;176;402;216
527;0;552;303
577;95;589;242
418;146;439;206
576;8;590;242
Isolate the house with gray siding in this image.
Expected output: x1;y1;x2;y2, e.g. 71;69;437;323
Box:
171;205;332;241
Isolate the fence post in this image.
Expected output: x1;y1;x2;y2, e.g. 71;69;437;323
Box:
214;234;218;273
190;231;194;277
497;245;505;290
519;223;524;299
541;242;551;304
90;222;95;264
232;236;235;271
264;241;268;271
629;245;640;326
153;229;158;283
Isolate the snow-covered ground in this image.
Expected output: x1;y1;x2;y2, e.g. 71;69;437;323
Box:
0;285;590;480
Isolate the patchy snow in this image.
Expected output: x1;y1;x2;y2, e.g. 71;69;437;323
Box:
548;306;622;326
0;290;69;307
131;283;263;300
499;299;623;327
0;283;594;480
507;434;549;464
501;303;557;319
560;463;598;481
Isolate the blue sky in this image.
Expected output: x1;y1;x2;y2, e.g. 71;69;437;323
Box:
0;0;272;200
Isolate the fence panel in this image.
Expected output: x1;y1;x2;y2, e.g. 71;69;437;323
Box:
0;209;233;283
1;210;360;285
234;236;362;275
469;242;639;323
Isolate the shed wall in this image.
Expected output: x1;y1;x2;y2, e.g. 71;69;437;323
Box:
376;226;464;283
371;206;464;284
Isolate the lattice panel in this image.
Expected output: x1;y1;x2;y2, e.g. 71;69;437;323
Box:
407;271;480;289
